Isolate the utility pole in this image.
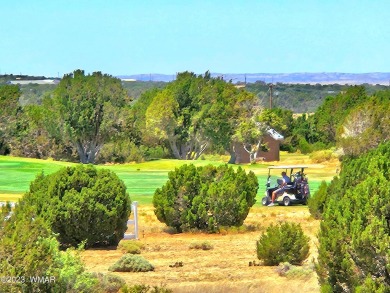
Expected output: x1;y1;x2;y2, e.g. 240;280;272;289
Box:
268;83;273;109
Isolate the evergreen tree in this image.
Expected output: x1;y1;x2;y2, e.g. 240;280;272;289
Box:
0;206;102;293
153;164;258;232
144;72;259;160
53;70;130;163
317;142;390;291
21;165;131;248
0;84;21;155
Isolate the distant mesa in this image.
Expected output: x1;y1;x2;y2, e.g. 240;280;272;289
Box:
2;72;390;85
118;74;175;82
118;72;390;85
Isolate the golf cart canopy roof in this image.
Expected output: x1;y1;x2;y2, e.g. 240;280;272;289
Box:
268;165;309;169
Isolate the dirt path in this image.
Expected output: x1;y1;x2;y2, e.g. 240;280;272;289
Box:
82;205;321;293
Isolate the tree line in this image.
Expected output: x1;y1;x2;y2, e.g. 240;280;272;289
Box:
245;81;389;113
0;70;280;164
1;69;389;164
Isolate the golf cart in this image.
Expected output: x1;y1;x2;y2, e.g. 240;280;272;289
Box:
261;165;310;206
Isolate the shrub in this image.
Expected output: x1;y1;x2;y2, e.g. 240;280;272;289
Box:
121;284;173;293
125;142;146;163
92;273;126;293
308;180;328;219
309;150;335;163
141;145;170;160
108;254;154;272
118;241;144;254
98;140;144;164
298;137;312;154
0;206;101;293
311;142;328;152
0;201;12;222
153;164;258;232
189;241;213;250
21;164;131;248
0;207;57;293
256;222;310;266
276;262;314;279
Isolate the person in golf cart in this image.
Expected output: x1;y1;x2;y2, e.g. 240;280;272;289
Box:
268;171;290;206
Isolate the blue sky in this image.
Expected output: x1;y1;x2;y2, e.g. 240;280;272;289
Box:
1;0;389;77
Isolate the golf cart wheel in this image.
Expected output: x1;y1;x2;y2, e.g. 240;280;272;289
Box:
262;197;270;206
282;196;291;206
302;194;310;205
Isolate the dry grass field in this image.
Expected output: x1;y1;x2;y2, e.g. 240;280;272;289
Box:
82;205;321;293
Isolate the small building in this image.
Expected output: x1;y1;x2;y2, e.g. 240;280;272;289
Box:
234;128;284;163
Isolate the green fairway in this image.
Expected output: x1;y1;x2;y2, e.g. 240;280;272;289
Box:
0;156;229;204
0;157;74;195
0;155;326;205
